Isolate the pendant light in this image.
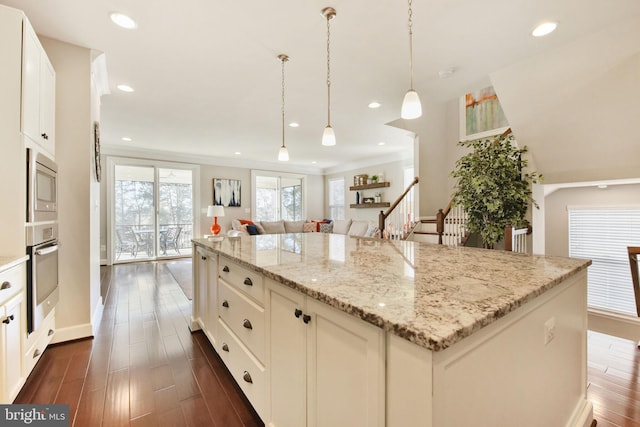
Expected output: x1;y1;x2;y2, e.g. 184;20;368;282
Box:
321;7;337;146
401;0;422;119
278;54;290;161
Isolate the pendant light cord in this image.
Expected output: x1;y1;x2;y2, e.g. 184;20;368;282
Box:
281;56;286;148
326;13;332;126
408;0;414;90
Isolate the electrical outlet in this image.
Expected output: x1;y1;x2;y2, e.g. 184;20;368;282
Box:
544;317;556;345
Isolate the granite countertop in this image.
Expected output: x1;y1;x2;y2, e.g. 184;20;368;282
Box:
0;255;29;274
193;233;590;351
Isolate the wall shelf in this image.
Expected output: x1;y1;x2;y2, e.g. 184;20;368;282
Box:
349;182;390;191
349;203;390;209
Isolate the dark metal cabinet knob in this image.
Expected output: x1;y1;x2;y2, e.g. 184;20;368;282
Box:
2;317;9;325
0;281;11;290
33;349;41;358
48;329;54;336
242;319;253;330
294;309;302;318
222;266;230;272
303;314;311;324
201;256;206;260
243;278;253;286
222;300;229;308
222;343;229;352
243;371;253;384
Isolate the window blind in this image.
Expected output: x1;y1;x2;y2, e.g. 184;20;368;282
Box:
568;208;640;316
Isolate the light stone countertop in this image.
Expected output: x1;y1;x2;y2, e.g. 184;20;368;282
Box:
193;233;590;351
0;255;29;274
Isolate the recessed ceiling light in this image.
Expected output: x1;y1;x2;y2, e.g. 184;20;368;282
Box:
311;161;317;164
110;12;137;29
597;184;608;189
532;22;557;37
368;102;381;109
121;137;132;142
438;68;456;79
234;151;241;155
378;142;385;146
117;84;135;92
289;122;299;128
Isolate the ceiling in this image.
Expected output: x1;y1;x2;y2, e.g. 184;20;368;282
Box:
3;0;640;173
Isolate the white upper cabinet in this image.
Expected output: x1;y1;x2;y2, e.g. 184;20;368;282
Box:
21;20;55;158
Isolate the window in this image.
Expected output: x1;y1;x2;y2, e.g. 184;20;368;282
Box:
253;171;305;222
568;207;640;316
329;178;345;220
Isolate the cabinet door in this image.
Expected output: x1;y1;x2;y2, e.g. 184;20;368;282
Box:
307;298;385;427
267;281;307;427
204;253;218;346
1;294;24;403
38;55;55;155
195;248;208;330
21;23;40;144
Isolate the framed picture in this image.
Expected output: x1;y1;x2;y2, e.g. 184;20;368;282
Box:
213;178;241;207
94;121;101;182
459;85;509;141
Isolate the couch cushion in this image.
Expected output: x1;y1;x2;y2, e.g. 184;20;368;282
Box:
364;224;379;238
284;220;305;233
254;222;265;234
332;219;352;234
260;220;286;234
348;220;370;236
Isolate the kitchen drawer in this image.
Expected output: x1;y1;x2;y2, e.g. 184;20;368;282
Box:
219;256;264;304
0;262;25;306
217;318;266;419
23;309;55;377
219;280;265;362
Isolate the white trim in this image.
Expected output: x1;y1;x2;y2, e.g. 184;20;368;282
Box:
251;170;307;222
51;323;93;344
565;400;593;427
567;204;640;211
588;308;640;341
323;150;413;176
91;296;104;335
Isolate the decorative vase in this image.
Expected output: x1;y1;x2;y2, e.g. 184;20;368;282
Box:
356;192;360;204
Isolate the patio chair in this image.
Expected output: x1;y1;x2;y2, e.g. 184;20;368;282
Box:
161;226;182;255
116;227;137;259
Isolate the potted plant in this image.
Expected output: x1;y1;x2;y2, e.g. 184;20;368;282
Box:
371;174;379;183
450;131;542;249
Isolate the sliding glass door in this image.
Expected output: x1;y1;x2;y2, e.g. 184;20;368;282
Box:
110;159;197;263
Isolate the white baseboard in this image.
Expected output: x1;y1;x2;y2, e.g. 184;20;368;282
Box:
91;296;104;335
566;399;593;427
50;322;93;344
588;308;640;342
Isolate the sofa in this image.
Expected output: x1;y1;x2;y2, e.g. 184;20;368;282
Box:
231;218;378;238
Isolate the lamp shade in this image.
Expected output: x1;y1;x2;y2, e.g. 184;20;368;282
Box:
207;205;225;217
401;89;422;119
278;146;289;161
321;125;336;146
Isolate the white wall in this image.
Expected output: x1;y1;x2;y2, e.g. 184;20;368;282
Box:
545;183;640;257
41;36;100;341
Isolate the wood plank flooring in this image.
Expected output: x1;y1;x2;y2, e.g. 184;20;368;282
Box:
15;260;263;427
14;259;640;426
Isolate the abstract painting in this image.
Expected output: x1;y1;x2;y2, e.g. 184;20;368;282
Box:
213;178;241;207
460;85;509;141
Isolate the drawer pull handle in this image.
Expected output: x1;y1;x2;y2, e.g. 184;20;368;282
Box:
201;256;206;260
33;349;41;358
303;314;311;324
243;278;253;286
222;343;229;352
48;329;54;336
294;308;302;318
242;319;253;330
0;281;11;290
243;371;253;384
222;300;229;308
2;315;13;324
222;266;230;272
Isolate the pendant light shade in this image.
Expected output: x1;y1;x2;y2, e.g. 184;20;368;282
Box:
278;54;290;161
321;7;337;146
401;89;422;119
401;0;422;119
322;125;336;146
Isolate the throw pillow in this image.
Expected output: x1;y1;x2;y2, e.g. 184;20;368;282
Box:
364;224;378;238
254;222;265;234
246;224;259;235
239;219;254;225
320;222;333;233
303;222;317;233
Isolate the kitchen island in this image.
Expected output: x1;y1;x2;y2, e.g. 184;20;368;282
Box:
192;233;592;427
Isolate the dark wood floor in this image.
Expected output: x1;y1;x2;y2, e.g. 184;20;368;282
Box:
15;260;263;427
14;260;640;426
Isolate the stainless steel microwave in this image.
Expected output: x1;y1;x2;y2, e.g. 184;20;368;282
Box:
27;148;58;223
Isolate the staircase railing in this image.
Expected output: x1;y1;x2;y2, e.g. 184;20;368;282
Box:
436;199;469;246
504;224;531;253
379;177;419;239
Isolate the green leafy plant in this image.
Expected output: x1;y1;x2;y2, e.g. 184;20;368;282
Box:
450;131;542;248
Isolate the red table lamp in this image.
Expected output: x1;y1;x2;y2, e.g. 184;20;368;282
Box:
207;205;225;235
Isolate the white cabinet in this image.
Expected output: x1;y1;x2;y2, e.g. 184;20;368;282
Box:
0;261;27;404
194;247;218;346
267;279;385;427
21;20;55;157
